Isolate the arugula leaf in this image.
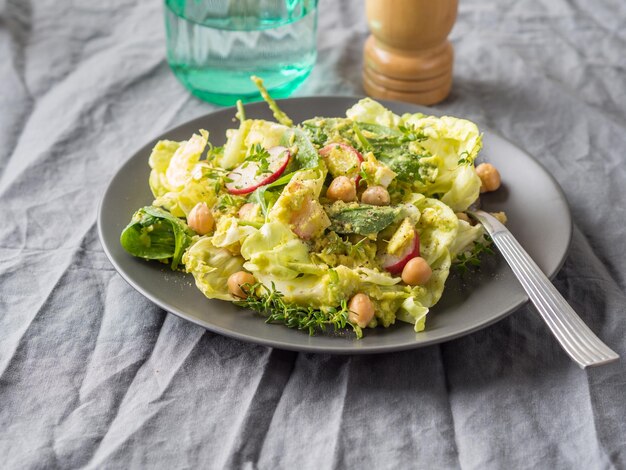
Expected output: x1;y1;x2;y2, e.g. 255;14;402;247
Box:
289;128;320;169
351;122;373;152
350;123;431;183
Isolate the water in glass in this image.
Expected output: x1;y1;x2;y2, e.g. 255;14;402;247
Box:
165;0;318;105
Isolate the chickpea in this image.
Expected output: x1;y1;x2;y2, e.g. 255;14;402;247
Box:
401;257;432;286
326;176;357;202
187;202;214;235
456;212;471;223
227;271;256;299
348;293;375;328
476;163;501;193
361;185;390;206
238;202;259;222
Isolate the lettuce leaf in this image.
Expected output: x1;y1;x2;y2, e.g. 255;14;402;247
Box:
182;237;245;301
148;131;218;218
246;120;290;150
346;98;483;212
396;297;429;332
401;114;482;211
240;222;317;280
148;140;181;198
164;130;209;190
153;178;218;218
219;119;293;171
448;218;485;259
411;251;452;308
346;97;402;128
219;120;253;170
439;165;482;212
212;216;256;249
391;197;459;330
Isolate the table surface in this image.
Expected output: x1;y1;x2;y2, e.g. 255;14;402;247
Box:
1;1;625;468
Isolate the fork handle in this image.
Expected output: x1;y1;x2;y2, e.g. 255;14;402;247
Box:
472;212;619;368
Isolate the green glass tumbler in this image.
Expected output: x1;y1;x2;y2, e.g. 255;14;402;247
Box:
164;0;318;106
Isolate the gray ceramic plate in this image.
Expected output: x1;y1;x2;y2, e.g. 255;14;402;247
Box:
98;97;572;354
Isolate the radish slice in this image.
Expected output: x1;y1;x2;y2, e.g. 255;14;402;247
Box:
319;143;364;184
226;146;290;195
379;231;420;275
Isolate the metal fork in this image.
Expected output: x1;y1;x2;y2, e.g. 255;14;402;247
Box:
468;210;619;369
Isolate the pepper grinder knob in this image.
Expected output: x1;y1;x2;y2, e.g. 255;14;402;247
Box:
363;0;458;105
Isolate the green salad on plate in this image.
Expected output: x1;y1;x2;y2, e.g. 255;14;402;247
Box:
120;80;503;338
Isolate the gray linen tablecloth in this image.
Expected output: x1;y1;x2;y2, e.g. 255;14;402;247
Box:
1;0;625;468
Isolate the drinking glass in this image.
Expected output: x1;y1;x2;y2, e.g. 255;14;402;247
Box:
164;0;318;106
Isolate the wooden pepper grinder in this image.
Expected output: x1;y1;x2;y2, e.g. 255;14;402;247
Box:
363;0;458;105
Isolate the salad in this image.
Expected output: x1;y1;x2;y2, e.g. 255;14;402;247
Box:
120;79;504;338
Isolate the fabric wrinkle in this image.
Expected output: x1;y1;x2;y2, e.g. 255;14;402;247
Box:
439;345;463;470
1;0;626;468
0;254;73;377
327;356;352;470
220;348;297;470
83;315;205;467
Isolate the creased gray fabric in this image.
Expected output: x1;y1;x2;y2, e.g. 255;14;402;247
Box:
1;0;625;468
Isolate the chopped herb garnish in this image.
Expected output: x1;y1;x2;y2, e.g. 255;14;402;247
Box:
323;232;369;260
454;234;495;273
246;143;272;176
235;282;362;338
398;124;428;143
215;193;243;213
457;151;472;166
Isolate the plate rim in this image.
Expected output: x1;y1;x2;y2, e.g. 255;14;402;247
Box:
97;95;573;354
